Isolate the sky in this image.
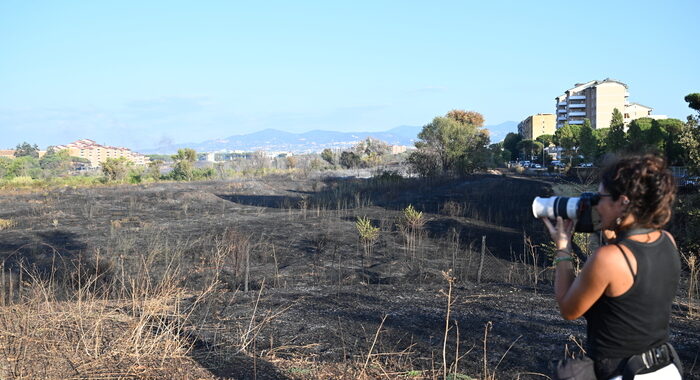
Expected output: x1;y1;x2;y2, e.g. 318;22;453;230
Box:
1;0;698;150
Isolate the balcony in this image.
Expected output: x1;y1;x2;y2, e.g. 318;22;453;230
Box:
557;116;567;121
569;111;586;117
569;95;586;100
569;104;586;108
569;120;584;125
558;109;567;113
557;101;567;106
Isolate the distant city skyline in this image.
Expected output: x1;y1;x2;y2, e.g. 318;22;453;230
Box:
1;1;698;150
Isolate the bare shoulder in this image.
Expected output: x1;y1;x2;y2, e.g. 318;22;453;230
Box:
585;244;631;276
591;244;625;264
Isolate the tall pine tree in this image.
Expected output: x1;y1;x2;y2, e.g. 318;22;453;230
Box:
606;108;626;153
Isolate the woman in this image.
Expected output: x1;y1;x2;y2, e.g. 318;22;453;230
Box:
543;154;682;379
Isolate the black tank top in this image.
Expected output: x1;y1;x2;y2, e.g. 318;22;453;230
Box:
584;232;681;359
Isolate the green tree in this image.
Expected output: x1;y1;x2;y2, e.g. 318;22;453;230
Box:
606;108;627;153
626;118;666;153
487;142;507;167
593;128;610;158
503;133;523;160
8;156;41;178
353;137;389;167
535;134;554;148
146;160;164;180
412;115;489;174
555;123;582;163
685;93;700;114
579;121;597;161
680;94;700;174
354;137;390;157
657;119;686;165
320;148;335;165
171;148;197;180
101;157;132;181
500;149;512;164
339;151;361;169
516;139;543;161
14;142;40;158
39;147;72;177
406;150;440;176
0;157;11;178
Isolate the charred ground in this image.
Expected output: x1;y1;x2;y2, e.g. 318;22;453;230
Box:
0;173;697;379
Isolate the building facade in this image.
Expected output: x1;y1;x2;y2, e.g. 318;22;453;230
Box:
53;139;148;168
518;113;556;140
555;78;666;130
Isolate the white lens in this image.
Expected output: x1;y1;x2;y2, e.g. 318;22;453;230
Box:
532;196;555;218
565;197;580;219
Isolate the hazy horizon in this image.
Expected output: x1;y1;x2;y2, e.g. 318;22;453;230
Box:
2;1;698;150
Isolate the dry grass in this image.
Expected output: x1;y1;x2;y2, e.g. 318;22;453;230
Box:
0;218;16;231
0;253;217;379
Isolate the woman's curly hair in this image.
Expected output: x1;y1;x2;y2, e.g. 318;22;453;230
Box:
600;154;676;230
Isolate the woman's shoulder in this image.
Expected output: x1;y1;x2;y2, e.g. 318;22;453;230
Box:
588;244;632;274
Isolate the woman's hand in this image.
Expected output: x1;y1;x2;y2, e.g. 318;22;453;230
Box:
541;216;575;251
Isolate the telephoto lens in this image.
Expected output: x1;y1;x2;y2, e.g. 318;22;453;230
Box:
532;192;601;232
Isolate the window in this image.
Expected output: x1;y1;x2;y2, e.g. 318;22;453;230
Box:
624;113;629;118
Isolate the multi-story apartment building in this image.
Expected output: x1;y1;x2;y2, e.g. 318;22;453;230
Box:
555;78;665;130
0;150;47;159
518;113;556;140
53;139;148;168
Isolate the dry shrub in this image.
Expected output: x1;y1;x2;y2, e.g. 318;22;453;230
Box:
0;218;16;230
0;270;214;379
441;201;463;217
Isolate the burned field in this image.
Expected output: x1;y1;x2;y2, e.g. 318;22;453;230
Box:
0;174;697;379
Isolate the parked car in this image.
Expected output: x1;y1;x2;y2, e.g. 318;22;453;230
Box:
550;160;565;168
577;162;594;168
531;163;542;168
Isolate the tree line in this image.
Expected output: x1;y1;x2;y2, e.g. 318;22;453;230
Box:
407;93;700;176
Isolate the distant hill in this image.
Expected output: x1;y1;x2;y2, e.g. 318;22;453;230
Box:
142;127;423;154
141;122;518;154
486;121;518;143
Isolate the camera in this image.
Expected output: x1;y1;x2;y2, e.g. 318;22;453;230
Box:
532;192;602;232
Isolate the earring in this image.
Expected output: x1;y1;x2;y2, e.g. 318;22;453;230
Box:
616;217;622;225
623;199;629;205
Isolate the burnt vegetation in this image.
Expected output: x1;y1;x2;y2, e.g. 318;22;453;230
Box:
0;173;698;379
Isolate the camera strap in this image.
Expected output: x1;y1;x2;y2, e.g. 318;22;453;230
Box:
614;228;657;242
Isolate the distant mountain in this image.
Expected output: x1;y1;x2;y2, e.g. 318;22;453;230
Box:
141;122;518;154
142;127;423;154
485;121;518;143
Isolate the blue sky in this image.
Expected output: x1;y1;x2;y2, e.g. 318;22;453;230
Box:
1;0;698;150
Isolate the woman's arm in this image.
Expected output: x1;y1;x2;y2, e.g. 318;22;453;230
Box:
543;217;615;320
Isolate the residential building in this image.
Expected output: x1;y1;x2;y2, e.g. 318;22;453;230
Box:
389;145;408;155
518;113;556;140
0;150;47;159
624;103;667;124
53;139;148;168
555;78;666;130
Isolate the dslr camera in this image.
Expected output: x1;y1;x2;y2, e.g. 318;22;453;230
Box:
532;192;602;233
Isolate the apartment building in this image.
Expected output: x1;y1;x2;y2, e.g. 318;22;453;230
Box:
0;150;15;159
0;150;47;159
518;113;556;140
555;78;666;130
53;139;148;168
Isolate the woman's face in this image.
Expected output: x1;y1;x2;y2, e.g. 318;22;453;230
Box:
596;183;626;230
